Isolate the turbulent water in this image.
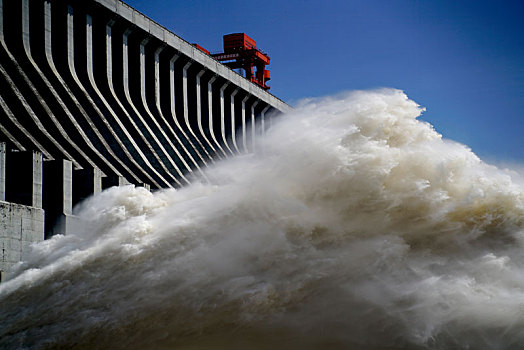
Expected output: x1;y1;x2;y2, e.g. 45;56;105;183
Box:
1;89;524;349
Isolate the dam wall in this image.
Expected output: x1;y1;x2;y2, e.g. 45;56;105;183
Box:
0;0;290;279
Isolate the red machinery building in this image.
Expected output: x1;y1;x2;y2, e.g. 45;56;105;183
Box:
212;33;271;90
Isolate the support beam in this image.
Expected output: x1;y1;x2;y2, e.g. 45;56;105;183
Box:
207;76;226;158
230;88;240;154
196;69;218;160
219;82;233;155
251;101;259;152
261;105;270;134
241;94;249;153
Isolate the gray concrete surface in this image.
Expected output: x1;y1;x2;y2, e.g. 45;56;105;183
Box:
0;0;291;279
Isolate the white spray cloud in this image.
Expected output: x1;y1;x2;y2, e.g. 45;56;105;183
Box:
1;89;523;349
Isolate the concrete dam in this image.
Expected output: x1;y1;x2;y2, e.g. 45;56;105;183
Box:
0;0;290;280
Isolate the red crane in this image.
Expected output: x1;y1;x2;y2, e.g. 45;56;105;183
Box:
212;33;271;90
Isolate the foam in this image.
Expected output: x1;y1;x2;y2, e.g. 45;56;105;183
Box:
1;89;523;349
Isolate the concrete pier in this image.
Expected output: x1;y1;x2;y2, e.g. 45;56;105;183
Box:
0;0;290;278
43;159;73;238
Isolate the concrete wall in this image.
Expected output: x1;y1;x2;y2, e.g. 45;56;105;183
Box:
0;0;291;279
0;202;44;282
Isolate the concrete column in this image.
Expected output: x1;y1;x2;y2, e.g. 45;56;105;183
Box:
43;159;74;237
251;101;259;152
106;20;115;85
33;152;42;209
207;76;226;158
5;151;42;208
169;55;179;115
122;28;133;103
153;45;164;110
139;37;151;104
196;69;217;159
196;69;204;130
230;88;240;154
0;143;5;201
219;82;233;155
241;95;249;153
182;61;192;129
21;0;30;53
86;14;95;84
261;105;270;134
195;69;205;142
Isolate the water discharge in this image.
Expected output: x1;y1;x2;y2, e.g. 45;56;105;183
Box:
1;89;523;349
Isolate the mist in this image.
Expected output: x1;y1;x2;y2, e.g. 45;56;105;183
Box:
1;89;523;349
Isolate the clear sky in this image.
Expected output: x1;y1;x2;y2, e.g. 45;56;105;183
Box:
124;0;524;164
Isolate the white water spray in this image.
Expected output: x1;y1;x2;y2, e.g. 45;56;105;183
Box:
1;89;523;349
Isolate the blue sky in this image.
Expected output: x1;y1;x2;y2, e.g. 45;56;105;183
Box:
124;0;524;164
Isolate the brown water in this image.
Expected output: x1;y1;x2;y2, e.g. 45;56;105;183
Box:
1;89;523;349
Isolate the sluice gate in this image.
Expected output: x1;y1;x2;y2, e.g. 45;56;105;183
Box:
0;0;290;279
